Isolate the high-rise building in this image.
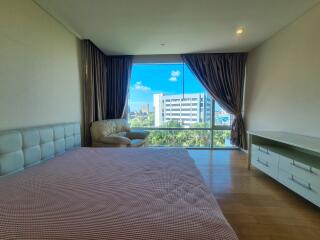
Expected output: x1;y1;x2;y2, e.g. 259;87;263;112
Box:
153;93;212;127
141;104;149;114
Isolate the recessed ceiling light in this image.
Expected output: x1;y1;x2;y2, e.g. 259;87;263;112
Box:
236;27;245;35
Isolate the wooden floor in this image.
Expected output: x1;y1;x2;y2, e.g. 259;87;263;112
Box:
188;150;320;240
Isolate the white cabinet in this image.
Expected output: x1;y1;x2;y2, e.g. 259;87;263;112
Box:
248;131;320;207
251;144;279;179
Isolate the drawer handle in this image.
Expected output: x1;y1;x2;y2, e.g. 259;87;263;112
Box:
257;158;269;168
291;161;317;175
290;175;312;191
258;146;269;155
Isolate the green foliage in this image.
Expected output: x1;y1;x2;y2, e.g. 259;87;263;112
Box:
129;112;155;127
148;129;211;147
161;120;181;128
213;130;231;147
129;114;231;147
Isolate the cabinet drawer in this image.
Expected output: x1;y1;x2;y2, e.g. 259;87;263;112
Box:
279;156;320;189
251;144;279;179
252;155;278;179
252;144;279;167
278;169;320;207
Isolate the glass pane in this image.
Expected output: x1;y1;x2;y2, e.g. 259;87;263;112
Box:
147;130;211;147
154;94;212;128
128;64;211;128
129;112;155;128
178;65;212;128
214;102;234;126
213;130;232;147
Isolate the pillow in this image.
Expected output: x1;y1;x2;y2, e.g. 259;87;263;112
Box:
117;132;128;137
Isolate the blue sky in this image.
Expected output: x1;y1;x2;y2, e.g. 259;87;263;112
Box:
129;64;208;112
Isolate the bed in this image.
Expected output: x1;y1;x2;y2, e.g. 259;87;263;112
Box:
0;123;238;240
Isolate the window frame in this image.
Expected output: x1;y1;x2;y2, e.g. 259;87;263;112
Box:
128;61;237;149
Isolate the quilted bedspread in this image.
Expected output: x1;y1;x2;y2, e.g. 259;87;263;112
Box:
0;147;238;240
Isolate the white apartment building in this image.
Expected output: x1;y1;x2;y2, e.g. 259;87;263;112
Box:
153;93;212;127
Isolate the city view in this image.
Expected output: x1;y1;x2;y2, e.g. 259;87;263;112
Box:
128;64;233;148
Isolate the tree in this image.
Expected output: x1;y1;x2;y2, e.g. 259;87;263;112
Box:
147;121;212;147
213;130;231;147
129;112;154;127
129;113;231;147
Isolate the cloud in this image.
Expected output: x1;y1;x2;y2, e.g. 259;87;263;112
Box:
169;77;177;82
134;81;151;92
169;70;181;82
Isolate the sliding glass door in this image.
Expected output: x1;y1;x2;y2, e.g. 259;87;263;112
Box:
128;63;234;148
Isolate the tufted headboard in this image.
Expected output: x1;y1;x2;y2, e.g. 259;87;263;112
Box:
0;122;81;176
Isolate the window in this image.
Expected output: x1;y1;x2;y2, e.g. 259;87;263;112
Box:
214;102;234;126
128;63;234;148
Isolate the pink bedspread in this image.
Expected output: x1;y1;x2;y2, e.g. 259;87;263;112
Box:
0;148;237;240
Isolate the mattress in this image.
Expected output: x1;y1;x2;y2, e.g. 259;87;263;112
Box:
0;147;238;240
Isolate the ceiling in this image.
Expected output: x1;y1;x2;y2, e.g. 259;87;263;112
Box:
35;0;320;55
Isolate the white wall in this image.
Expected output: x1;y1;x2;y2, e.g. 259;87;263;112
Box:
245;3;320;138
133;54;182;64
0;0;82;130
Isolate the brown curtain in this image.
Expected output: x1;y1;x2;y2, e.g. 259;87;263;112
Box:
82;40;108;146
81;40;133;146
106;56;132;119
181;53;248;149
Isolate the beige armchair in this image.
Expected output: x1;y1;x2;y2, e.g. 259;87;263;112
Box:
91;119;149;147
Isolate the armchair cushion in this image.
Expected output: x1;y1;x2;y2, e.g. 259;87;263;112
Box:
100;135;131;145
91;119;130;142
130;139;146;147
126;130;149;140
117;132;128;137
